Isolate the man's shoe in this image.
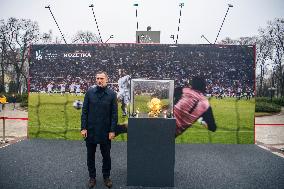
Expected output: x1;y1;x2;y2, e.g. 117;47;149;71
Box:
88;178;96;188
104;178;113;188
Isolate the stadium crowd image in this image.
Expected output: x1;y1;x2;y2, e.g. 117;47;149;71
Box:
30;43;254;98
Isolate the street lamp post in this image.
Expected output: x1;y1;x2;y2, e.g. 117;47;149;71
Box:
170;35;175;43
45;5;67;44
201;35;212;44
105;35;114;43
175;3;184;44
89;4;103;43
214;4;233;44
133;3;139;31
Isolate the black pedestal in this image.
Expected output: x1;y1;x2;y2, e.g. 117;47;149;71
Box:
127;118;176;187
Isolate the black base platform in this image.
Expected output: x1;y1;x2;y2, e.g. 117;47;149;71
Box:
127;118;176;187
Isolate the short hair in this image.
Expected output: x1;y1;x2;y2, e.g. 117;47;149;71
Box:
96;71;108;79
191;76;206;93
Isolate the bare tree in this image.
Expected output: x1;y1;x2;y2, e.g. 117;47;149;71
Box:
256;29;273;96
218;37;238;45
36;30;66;44
72;30;100;44
218;36;257;45
218;20;283;98
264;18;284;97
271;18;284;97
0;17;39;93
0;19;6;92
40;29;53;44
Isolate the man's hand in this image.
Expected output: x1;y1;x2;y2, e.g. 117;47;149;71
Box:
109;132;115;140
81;129;87;138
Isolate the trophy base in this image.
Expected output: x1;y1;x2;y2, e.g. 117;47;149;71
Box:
127;118;176;187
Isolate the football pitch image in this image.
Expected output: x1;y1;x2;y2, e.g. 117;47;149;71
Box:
28;93;255;144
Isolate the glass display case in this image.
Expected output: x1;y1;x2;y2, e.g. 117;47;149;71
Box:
130;79;174;118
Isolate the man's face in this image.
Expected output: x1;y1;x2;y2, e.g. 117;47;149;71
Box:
96;73;108;87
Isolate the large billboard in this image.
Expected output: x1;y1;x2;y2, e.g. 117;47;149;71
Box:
29;43;255;143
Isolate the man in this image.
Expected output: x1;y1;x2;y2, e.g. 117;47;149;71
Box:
10;93;16;110
116;76;216;137
60;82;66;96
245;87;252;100
117;70;131;116
69;82;75;95
236;86;242;100
174;76;217;136
47;82;53;95
75;83;81;96
81;71;117;188
0;95;7;112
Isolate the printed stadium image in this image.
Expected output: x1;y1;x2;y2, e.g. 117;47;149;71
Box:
29;43;255;144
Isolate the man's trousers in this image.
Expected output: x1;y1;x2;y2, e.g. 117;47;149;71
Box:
86;142;111;179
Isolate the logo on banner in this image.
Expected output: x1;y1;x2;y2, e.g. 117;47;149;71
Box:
35;50;43;60
63;52;92;58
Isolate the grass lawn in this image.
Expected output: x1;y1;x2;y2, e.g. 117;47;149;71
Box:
28;93;255;144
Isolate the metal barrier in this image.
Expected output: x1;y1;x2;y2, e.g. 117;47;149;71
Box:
0;116;28;144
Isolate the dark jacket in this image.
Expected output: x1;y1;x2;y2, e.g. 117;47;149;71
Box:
81;86;118;144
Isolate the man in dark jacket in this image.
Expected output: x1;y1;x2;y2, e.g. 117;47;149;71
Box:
81;71;118;188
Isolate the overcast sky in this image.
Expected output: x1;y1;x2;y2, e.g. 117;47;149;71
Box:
0;0;283;44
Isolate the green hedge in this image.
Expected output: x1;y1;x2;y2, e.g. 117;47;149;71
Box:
272;97;284;106
256;97;284;106
255;101;281;113
20;93;28;107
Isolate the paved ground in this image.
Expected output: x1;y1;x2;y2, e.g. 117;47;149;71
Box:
255;107;284;157
255;125;284;157
0;103;28;144
255;126;284;144
0;140;283;189
255;107;284;124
